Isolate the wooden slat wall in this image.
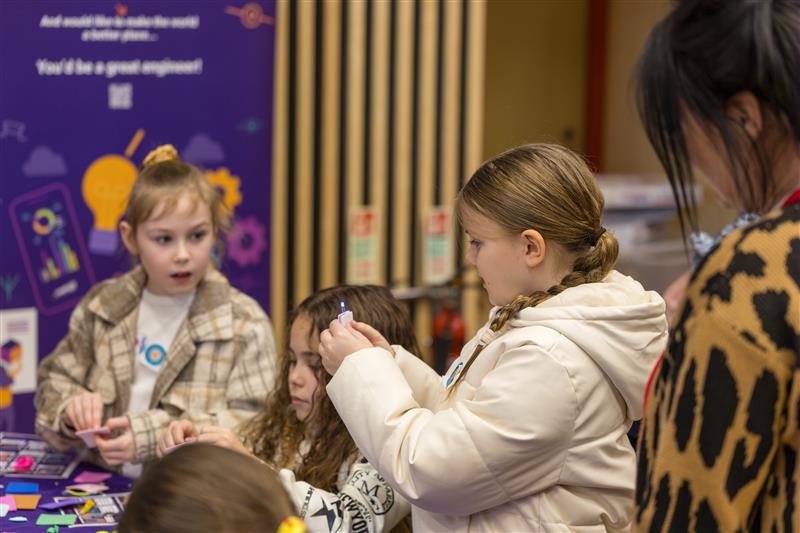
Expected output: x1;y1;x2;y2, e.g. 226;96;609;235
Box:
271;0;486;357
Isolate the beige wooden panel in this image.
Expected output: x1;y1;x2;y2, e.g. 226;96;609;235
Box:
415;0;438;264
412;0;440;363
270;0;487;348
319;0;342;290
271;0;290;348
370;0;391;282
441;0;462;273
344;0;366;285
294;0;316;306
434;0;467;353
390;0;414;288
463;0;488;336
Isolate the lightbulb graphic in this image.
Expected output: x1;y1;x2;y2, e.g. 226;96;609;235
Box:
82;129;144;254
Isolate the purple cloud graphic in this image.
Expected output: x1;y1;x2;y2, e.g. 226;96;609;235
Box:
23;145;68;177
182;133;225;165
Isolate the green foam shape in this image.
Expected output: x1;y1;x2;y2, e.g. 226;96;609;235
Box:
36;513;79;526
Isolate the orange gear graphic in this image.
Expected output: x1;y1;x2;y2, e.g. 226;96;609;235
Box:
206;167;243;211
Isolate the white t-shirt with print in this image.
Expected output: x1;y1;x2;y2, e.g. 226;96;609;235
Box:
122;288;194;477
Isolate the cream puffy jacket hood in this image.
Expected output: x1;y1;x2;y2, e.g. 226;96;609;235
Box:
328;271;667;532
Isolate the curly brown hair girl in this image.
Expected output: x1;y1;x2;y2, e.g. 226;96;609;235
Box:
242;284;421;489
158;284;420;532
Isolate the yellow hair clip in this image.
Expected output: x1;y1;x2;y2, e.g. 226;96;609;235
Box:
142;144;179;167
276;516;307;533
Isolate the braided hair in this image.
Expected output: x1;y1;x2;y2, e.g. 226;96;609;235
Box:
449;143;618;394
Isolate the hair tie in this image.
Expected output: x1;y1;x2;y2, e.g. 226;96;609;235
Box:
587;226;606;246
277;516;307;533
141;144;180;168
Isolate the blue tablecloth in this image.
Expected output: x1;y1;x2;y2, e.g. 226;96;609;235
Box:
1;463;133;532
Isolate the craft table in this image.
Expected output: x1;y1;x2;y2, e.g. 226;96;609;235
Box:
1;462;133;532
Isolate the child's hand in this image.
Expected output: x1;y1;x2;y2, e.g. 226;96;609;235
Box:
63;392;103;431
196;426;250;455
351;321;393;354
96;416;134;465
319;319;374;375
157;420;198;457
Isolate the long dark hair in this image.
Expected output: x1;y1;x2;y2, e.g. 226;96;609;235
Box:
637;0;800;238
240;285;421;491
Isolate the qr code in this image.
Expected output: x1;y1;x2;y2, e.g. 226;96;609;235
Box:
108;83;133;110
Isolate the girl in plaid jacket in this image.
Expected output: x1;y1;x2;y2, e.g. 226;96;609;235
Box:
35;145;277;475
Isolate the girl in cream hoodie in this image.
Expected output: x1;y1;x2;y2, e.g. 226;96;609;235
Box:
319;144;668;532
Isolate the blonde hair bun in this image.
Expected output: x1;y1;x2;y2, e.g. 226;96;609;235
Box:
142;144;180;168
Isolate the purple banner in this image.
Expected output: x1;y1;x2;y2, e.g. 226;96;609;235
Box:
0;0;276;432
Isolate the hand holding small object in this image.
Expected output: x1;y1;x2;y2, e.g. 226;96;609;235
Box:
337;300;354;325
95;416;134;465
63;392;103;431
319;319;374;375
350;321;393;354
157;419;199;457
75;427;111;448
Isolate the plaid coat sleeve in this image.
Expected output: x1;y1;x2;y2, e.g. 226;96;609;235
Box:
34;286;107;449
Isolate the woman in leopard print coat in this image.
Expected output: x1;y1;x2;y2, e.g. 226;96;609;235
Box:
634;1;800;531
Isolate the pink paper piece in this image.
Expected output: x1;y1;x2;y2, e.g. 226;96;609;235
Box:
12;455;34;470
0;495;17;511
75;427;111;448
65;483;109;494
73;470;112;483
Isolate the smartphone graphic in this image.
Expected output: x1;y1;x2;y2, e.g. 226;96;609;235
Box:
9;183;96;315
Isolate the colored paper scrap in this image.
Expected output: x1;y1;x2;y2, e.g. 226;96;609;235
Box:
39;498;84;510
65;482;108;493
0;495;17;511
73;470;112;483
6;481;39;493
75;427;111;448
13;493;41;509
36;512;79;526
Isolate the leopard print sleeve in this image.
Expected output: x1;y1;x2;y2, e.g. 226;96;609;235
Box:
636;204;800;532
